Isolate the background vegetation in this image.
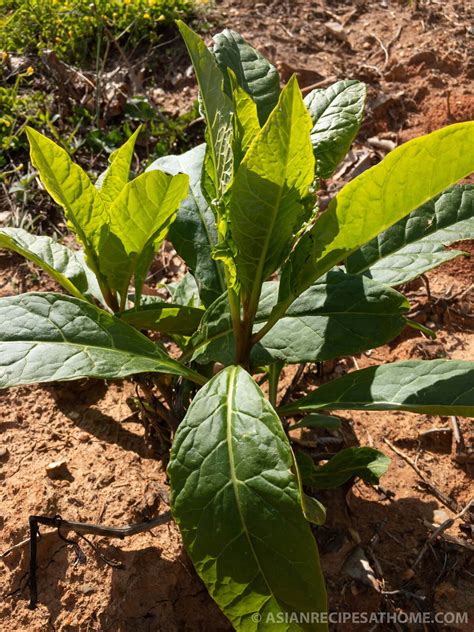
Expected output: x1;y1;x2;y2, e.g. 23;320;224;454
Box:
0;0;208;232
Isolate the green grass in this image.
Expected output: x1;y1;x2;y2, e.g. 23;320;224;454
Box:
1;0;197;65
0;0;209;231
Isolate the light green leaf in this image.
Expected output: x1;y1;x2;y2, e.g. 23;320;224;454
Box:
169;366;327;631
119;301;203;336
0;293;206;388
279;360;474;417
96;126;141;205
289;414;342;431
305;447;390;489
190;271;409;366
25;127;107;272
279;122;474;305
177;21;233;200
212;28;280;124
0;227;91;301
148;144;226;306
304;80;366;179
347;184;474;285
99;170;188;297
229;69;261;169
229;76;315;300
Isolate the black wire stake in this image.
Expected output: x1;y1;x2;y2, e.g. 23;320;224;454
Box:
27;511;172;609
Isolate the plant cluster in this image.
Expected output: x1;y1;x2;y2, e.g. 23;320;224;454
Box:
1;0;196;65
0;21;473;632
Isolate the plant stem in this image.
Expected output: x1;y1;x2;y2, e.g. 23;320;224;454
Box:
101;284;119;312
235;298;256;368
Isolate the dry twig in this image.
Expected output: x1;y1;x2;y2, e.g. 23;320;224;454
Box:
383;438;458;512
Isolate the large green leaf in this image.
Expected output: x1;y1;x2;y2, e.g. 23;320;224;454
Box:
0;228;92;301
99;170;188;298
96;126;141;205
212;28;280;124
177;21;233;200
279;122;474;306
148;144;226;307
304;80;366;179
302;447;390;489
190;271;409;366
169;366;327;631
230;76;315;300
279;360;474;417
119;301;203;336
0;293;206;388
26;127;107;272
346;184;474;286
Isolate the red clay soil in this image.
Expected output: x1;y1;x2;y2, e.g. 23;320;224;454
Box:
1;1;473;630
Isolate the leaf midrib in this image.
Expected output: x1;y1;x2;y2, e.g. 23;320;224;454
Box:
225;366;277;613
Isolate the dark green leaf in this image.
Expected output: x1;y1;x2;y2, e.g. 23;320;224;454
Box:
280;360;474;417
177;21;233;199
167;272;200;307
306;448;390;489
212;28;280;124
304;80;366;178
148;145;226;306
169;366;327;630
190;271;409;366
0;293;206;388
119;301;203;336
347;184;474;285
290;414;342;431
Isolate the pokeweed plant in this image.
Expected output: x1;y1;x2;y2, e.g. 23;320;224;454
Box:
0;21;474;631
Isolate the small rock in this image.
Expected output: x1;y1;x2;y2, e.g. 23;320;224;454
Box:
97;473;115;488
433;508;451;525
68;410;81;421
46;459;70;480
0;447;9;459
79;584;95;595
342;546;379;590
325;21;347;42
77;432;90;443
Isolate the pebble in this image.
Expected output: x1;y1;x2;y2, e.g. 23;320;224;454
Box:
46;459;70;480
433;508;450;525
79;584;95;595
325;21;347;42
0;447;9;458
342;546;379;590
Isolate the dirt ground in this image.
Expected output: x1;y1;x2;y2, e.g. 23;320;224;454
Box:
1;1;473;630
